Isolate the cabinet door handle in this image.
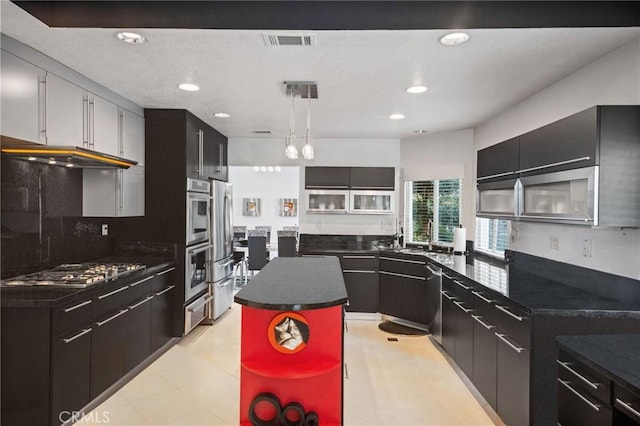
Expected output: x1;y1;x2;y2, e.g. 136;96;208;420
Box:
82;95;89;147
155;284;176;296
495;333;525;354
615;399;640;421
157;267;176;276
495;304;526;321
97;285;129;300
379;256;425;265
517;156;591;174
130;276;154;287
198;129;204;176
306;185;349;189
38;75;47;142
426;265;441;276
118;111;125;156
63;328;92;344
129;296;154;310
454;280;472;290
119;169;124;211
472;315;496;330
343;255;376;259
96;309;129;326
350;186;394;190
518;214;592;222
342;269;376;274
442;272;454;279
472;291;494;304
476;171;515;181
440;290;456;301
88;98;95;148
453;300;472;313
557;360;600;390
63;299;92;313
216;144;223;173
558;379;600;412
380;270;425;280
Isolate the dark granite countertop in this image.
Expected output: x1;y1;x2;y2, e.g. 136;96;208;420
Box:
234;257;348;311
557;334;640;394
1;258;175;308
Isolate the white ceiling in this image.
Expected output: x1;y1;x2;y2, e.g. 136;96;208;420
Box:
2;1;639;140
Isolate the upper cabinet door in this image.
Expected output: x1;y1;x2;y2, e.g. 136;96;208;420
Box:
518;107;598;175
477;137;519;181
89;93;118;156
305;167;350;189
203;127;228;182
1;50;46;144
45;73;86;146
185;115;203;179
349;167;395;190
119;166;145;217
120;108;145;165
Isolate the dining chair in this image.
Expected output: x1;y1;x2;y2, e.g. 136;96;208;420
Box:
255;226;272;246
247;230;269;277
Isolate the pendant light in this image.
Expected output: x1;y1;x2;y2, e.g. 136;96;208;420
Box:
284;91;299;159
302;85;314;160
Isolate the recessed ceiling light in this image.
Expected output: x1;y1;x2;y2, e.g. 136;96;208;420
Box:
115;31;147;44
407;85;428;94
260;166;267;172
178;83;200;92
275;166;281;172
253;166;260;172
414;130;428;134
389;113;405;120
438;32;470;46
214;112;230;118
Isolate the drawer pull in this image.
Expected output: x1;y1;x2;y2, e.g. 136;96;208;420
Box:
157;267;176;276
442;273;454;279
495;304;525;321
557;360;600;390
96;309;129;327
188;295;214;312
496;333;525;354
380;271;425;280
129;296;154;310
440;291;456;301
343;255;376;259
472;315;496;330
454;280;472;290
63;300;92;313
615;399;640;421
558;379;600;412
426;265;441;276
342;269;376;274
98;285;129;300
155;285;176;296
380;256;425;265
130;276;154;287
63;328;92;344
472;291;494;304
453;300;472;313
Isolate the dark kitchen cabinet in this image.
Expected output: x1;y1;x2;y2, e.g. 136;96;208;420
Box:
91;307;131;398
125;295;153;372
343;270;379;312
184;111;228;181
403;278;431;325
472;313;498;409
151;268;177;352
476;137;519;181
379;272;404;318
441;292;457;357
453;298;474;379
185;115;202;179
496;328;530;426
204;126;228;182
349;167;395;190
305;166;350;189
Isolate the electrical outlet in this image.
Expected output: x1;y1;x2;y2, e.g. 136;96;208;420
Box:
550;236;559;250
101;224;108;236
509;229;517;244
583;239;592;258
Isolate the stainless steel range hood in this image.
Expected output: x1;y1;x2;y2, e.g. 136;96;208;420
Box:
1;139;138;169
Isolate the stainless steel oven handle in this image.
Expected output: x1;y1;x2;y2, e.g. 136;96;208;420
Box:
472;315;496;330
63;300;92;313
615;399;640;421
472;291;494;304
557;360;600;390
63;328;92;344
97;285;129;300
495;333;525;354
155;285;176;296
157;267;176;276
558;379;600;412
495;304;525;321
188;295;214;312
517;156;591;174
130;276;154;287
96;309;129;327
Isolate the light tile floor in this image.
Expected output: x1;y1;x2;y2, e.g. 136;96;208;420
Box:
79;304;498;425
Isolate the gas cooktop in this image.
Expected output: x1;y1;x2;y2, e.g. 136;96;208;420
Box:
1;262;146;288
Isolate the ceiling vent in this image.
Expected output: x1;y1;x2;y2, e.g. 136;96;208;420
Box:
262;33;316;47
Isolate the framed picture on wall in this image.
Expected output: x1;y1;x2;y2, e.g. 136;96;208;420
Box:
279;198;297;217
243;198;261;216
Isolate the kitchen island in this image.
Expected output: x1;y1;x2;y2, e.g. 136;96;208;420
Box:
234;257;347;426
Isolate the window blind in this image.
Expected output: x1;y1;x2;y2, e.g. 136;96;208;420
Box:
475;217;509;257
404;179;461;244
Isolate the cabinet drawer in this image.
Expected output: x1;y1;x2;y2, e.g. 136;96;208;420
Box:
340;254;378;270
379;255;426;277
127;274;154;301
494;301;531;348
471;288;499;322
614;385;640;424
449;275;475;305
558;352;611;404
558;374;612;426
93;282;133;319
53;298;93;336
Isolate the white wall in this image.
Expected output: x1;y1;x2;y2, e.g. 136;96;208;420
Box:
228;138;402;236
474;38;640;279
228;166;299;246
400;129;475;233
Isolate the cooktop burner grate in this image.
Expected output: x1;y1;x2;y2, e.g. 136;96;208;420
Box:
1;262;146;288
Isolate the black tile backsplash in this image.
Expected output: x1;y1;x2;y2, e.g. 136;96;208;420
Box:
1;158;110;278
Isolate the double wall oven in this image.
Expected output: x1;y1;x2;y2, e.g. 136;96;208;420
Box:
184;178;213;334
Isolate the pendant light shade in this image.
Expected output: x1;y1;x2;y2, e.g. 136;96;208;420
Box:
302;85;314;160
284;91;299;159
283;81;317;160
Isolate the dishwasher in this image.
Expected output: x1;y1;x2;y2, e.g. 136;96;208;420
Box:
426;262;443;343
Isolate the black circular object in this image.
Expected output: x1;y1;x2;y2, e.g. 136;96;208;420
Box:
378;320;428;336
304;411;319;426
281;402;306;426
248;392;282;426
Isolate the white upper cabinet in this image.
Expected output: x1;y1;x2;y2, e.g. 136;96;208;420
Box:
90;93;118;156
1;50;46;144
119;108;145;164
45;73;86;146
82;166;144;217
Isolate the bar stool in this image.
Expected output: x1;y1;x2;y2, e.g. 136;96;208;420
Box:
277;230;298;257
254;226;272;246
247;230;269;277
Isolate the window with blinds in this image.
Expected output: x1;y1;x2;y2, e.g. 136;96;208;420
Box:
404;179;461;243
475;217;509;258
